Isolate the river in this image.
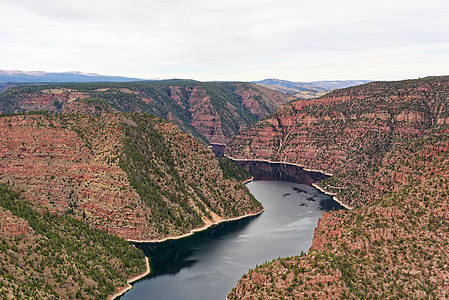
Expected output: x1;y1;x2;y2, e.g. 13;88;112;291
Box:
120;162;342;300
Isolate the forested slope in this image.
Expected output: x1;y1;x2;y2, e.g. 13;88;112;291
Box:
0;80;294;144
228;77;449;299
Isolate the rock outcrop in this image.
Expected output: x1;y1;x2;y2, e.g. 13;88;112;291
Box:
229;77;449;299
0;81;295;144
0;207;32;236
0;112;262;241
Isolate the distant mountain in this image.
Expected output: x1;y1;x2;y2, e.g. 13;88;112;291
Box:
308;80;372;90
252;78;372;99
0;80;294;144
0;70;145;84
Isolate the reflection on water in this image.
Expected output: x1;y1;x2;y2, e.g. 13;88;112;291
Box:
234;160;329;184
120;161;342;300
134;216;257;278
121;181;342;300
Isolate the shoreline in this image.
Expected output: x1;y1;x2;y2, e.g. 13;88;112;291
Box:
225;155;334;177
126;209;264;244
114;185;264;298
108;256;151;300
227;155;353;210
241;176;254;184
311;183;353;210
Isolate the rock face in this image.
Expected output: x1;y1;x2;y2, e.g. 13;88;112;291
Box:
228;77;449;299
0;113;262;241
0;207;32;236
228;76;449;178
0;81;295;144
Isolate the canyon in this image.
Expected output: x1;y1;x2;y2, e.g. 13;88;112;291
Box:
228;76;449;299
0;80;294;144
0;109;263;298
0;113;262;241
2;76;449;299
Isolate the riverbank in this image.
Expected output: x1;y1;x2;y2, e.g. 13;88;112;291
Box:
126;209;264;243
311;183;353;210
227;156;353;210
241;176;254;184
108;256;151;300
225;156;335;177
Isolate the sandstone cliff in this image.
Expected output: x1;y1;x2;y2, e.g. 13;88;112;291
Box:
0;112;262;241
0;81;295;144
228;77;449;299
228;76;449;179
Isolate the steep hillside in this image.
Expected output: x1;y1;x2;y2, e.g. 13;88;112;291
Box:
0;183;147;299
228;77;449;298
228;76;449;185
0;80;294;144
0;112;262;241
229;126;449;299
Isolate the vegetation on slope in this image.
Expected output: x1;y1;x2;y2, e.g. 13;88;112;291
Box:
0;80;294;144
231;127;449;299
0;183;146;299
228;77;449;299
118;113;262;238
218;157;253;182
0;112;262;241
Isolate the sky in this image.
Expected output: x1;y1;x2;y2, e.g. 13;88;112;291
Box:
1;0;448;82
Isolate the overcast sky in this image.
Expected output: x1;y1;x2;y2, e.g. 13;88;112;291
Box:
1;0;448;81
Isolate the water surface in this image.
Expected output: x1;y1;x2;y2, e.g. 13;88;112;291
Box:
121;180;341;300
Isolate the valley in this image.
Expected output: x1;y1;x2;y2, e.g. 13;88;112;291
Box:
1;76;449;299
0;80;294;144
228;76;449;299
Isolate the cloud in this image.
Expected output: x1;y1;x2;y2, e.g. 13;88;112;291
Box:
1;0;448;80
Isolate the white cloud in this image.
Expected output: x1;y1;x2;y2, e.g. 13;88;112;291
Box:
1;0;448;81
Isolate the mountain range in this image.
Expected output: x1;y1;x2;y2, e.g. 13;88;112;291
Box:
0;70;144;84
0;80;294;144
252;78;372;99
0;70;370;100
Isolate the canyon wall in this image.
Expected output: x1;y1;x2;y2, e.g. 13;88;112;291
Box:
0;81;295;144
229;77;449;299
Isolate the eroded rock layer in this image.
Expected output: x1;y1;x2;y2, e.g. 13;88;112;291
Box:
228;76;449;178
0;113;262;241
228;77;449;299
0;81;295;144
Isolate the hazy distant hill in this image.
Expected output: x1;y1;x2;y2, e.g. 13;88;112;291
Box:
253;78;371;99
0;70;144;84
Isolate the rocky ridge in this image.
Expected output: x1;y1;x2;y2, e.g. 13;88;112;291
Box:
0;81;295;144
228;76;449;299
228;76;449;185
0;112;262;241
